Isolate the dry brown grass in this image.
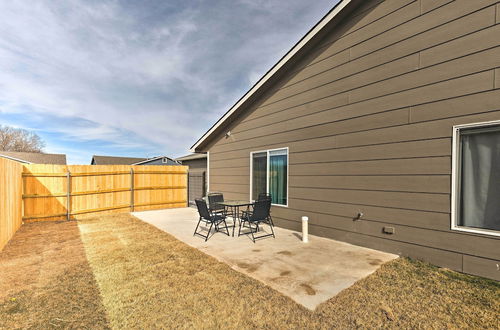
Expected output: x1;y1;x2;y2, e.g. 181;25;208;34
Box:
0;221;109;329
78;213;500;329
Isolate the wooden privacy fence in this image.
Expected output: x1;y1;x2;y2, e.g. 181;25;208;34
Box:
22;164;188;222
0;157;23;251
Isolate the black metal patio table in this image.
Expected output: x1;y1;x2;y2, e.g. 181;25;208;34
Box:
218;200;254;237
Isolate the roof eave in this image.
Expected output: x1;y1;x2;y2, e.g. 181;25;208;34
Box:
132;156;179;165
190;0;353;152
0;154;32;164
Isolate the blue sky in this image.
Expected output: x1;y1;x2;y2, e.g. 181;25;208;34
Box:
0;0;336;164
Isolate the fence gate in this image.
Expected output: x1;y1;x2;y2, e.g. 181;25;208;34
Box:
188;170;205;205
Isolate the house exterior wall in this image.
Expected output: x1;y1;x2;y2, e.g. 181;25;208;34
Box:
203;0;500;280
180;158;207;171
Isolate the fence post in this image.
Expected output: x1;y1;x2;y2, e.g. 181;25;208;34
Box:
186;169;189;207
21;169;25;223
66;171;71;221
130;168;134;212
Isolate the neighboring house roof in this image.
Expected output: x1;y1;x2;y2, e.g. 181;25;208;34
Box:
91;155;147;165
190;0;356;152
175;153;207;162
132;156;179;165
0;151;67;164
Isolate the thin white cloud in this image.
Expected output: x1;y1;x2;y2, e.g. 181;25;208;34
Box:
0;0;336;162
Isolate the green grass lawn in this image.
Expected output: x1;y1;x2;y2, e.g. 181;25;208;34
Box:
1;212;499;329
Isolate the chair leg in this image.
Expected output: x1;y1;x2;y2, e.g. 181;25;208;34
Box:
268;215;275;227
221;219;230;236
246;220;275;242
269;220;275;238
205;222;213;242
250;222;256;243
193;217;202;236
238;217;244;236
232;207;237;237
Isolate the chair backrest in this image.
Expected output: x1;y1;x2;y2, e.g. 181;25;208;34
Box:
208;193;224;210
195;198;211;220
251;199;271;222
257;192;272;202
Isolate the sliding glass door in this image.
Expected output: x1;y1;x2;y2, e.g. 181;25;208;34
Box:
251;152;267;201
251;148;288;206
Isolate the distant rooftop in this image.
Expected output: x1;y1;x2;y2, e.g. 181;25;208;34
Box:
175;153;207;162
91;155;147;165
0;151;67;164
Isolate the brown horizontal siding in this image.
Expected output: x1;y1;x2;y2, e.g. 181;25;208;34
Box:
289;187;449;213
420;0;454;14
213;175;449;195
246;1;496;121
210;138;450;164
218;67;496;149
463;255;500;281
206;0;500;280
291;175;450;193
410;89;500;122
316;0;414;49
211;109;500;156
291;139;451;163
209;175;248;185
420;22;500;67
266;52;420;107
281;0;419;86
349;0;490;60
211;172;451;197
291;157;451;176
288;198;450;231
261;5;495;109
311;0;420;65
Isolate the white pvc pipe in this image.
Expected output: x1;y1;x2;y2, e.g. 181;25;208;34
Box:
302;216;309;243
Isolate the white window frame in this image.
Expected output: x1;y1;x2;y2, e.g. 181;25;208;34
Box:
206;151;210;194
451;119;500;237
249;147;289;207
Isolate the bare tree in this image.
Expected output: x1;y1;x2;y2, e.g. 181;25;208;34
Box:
0;125;46;152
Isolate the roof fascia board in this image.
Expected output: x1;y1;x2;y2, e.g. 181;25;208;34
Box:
190;0;352;152
0;154;32;164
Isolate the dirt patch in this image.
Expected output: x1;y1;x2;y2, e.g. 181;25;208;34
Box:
280;270;292;276
300;283;317;296
236;262;260;273
0;221;109;329
277;250;293;256
369;258;383;266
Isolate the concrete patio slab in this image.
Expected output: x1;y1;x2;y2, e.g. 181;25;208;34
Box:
133;207;398;310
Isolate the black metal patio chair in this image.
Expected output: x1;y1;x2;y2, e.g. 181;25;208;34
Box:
238;199;275;243
257;192;272;201
242;193;274;227
194;198;230;241
208;192;225;214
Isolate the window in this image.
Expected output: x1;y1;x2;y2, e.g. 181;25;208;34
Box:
452;121;500;236
250;148;288;206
